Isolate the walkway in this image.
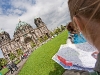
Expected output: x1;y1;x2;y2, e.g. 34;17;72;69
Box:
6;58;28;75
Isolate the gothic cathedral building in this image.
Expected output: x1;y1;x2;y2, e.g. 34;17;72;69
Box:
0;18;51;61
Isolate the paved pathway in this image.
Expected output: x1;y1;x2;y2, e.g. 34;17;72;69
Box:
6;58;28;75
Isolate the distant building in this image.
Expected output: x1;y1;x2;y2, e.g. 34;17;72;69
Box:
0;18;51;61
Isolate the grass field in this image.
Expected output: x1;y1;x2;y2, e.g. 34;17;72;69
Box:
0;68;8;75
18;30;68;75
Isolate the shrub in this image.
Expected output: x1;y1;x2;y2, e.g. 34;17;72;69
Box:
16;48;23;56
9;53;16;60
30;41;36;48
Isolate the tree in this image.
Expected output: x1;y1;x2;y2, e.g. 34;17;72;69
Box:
43;35;48;41
9;52;16;60
54;29;59;35
61;25;65;31
0;58;7;67
17;48;23;56
50;31;54;36
39;37;44;43
30;41;36;48
57;27;61;32
54;27;61;35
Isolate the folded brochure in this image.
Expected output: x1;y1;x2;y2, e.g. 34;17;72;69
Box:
52;42;97;72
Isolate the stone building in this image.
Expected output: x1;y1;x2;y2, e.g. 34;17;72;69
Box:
0;17;51;61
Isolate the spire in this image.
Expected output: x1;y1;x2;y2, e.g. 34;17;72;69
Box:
0;28;4;33
19;19;21;22
0;28;4;31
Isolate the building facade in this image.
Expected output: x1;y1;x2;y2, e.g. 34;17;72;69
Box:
0;18;51;61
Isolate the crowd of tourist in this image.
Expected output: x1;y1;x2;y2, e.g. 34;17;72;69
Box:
6;61;18;74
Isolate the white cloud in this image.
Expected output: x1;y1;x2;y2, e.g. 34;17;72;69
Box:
7;8;25;15
0;0;71;38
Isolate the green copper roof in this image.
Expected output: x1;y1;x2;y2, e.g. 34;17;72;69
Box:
15;21;29;32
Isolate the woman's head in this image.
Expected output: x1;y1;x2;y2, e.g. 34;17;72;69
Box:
66;22;78;34
68;0;100;50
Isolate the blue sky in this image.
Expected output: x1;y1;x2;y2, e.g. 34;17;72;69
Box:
0;0;71;58
0;50;4;58
0;0;36;15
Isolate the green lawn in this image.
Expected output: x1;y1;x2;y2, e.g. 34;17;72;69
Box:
18;30;68;75
0;68;8;75
0;59;21;75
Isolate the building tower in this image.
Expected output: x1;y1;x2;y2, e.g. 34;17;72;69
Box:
0;28;11;60
34;17;45;27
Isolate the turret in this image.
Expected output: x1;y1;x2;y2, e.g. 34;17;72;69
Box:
0;28;11;46
34;17;45;27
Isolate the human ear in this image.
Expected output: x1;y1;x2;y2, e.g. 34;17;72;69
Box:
73;16;83;32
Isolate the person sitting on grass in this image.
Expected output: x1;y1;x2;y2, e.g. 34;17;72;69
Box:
66;22;86;44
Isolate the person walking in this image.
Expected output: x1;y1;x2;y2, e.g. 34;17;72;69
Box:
7;64;14;74
11;61;18;71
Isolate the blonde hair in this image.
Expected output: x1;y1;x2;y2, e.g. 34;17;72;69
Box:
68;0;100;19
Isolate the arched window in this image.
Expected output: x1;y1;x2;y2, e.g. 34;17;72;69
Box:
2;36;4;39
38;20;41;23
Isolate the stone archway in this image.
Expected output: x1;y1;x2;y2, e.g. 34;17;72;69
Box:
24;37;36;52
24;37;32;43
46;33;50;38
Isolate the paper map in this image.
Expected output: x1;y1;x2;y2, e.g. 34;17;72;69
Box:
52;42;97;72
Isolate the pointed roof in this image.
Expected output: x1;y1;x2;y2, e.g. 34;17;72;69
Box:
0;28;4;34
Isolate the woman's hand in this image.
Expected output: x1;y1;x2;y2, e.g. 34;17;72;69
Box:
91;51;99;59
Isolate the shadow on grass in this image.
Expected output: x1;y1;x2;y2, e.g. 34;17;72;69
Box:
49;62;65;75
